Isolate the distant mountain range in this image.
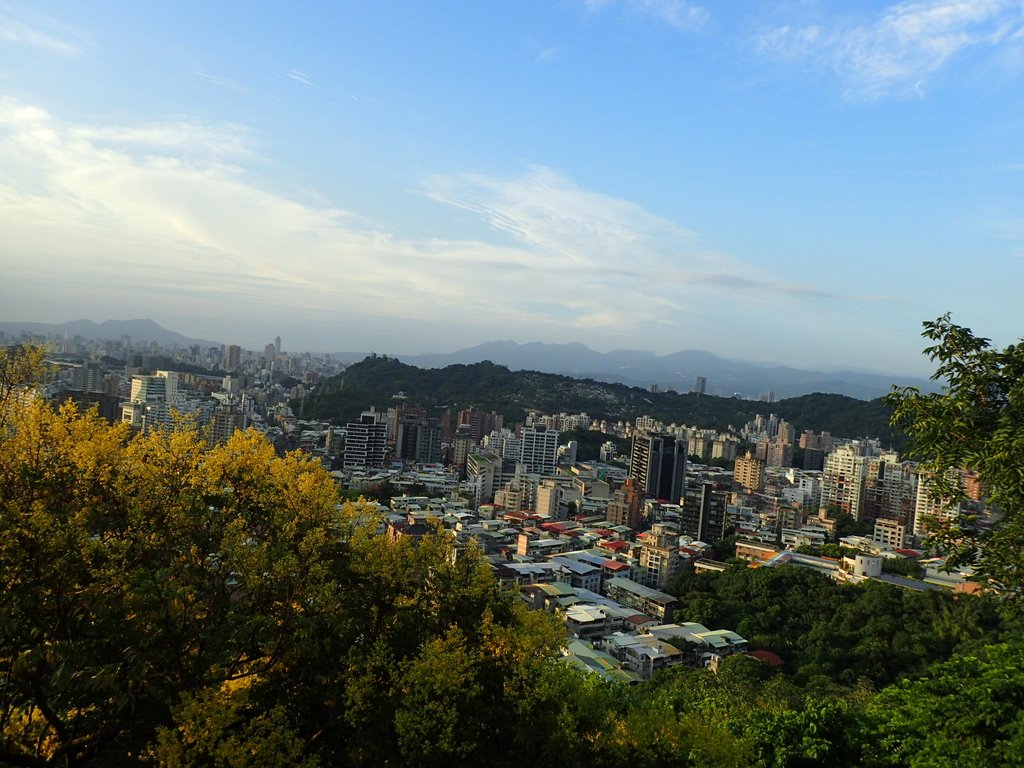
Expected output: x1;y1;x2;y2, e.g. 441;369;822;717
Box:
0;318;936;401
332;340;939;401
0;319;220;350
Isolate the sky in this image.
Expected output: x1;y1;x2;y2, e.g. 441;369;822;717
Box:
1;1;1022;375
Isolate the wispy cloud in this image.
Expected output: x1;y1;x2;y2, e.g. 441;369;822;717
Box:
287;69;314;86
525;35;563;63
665;271;830;296
753;0;1023;98
421;165;697;269
69;120;256;159
584;0;709;32
663;271;893;301
0;14;83;55
419;165;844;307
0;101;846;353
0;102;684;344
193;66;247;93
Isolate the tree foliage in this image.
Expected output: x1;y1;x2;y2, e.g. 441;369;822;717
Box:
670;566;1001;689
0;344;50;431
0;399;346;765
886;314;1024;594
0;395;571;766
865;641;1024;767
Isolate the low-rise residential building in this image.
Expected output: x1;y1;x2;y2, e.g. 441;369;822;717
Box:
605;577;678;623
601;633;687;678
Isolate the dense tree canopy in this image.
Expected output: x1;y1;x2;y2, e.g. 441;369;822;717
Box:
669;566;1004;689
0;392;574;766
886;314;1024;595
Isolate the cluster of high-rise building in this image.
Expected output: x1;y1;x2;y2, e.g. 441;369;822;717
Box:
11;326;990;597
26;331;346;448
5;327;996;688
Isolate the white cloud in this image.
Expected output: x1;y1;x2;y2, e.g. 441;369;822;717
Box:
754;0;1023;98
288;70;314;86
420;165;697;269
0;102;665;345
0;15;82;55
194;66;247;93
584;0;709;31
0;101;841;353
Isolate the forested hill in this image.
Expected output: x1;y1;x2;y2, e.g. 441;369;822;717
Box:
297;355;902;445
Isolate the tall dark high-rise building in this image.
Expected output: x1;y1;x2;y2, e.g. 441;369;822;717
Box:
223;344;242;372
629;432;686;503
344;410;388;469
458;408;503;444
396;415;442;464
680;480;728;542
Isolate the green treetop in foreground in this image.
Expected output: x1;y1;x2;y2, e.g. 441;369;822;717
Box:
886;314;1024;595
0;393;576;766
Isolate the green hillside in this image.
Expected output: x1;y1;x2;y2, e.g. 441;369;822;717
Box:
296;355;903;446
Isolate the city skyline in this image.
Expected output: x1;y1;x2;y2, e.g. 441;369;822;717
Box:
2;2;1023;375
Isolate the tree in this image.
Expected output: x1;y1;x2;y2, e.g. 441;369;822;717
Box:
886;315;1024;595
0;344;49;431
865;641;1024;767
0;399;348;765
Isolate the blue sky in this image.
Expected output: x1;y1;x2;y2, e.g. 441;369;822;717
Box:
1;1;1022;374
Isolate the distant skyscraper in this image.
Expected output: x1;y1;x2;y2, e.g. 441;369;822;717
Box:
913;469;965;536
694;376;707;395
820;445;870;520
130;374;165;403
629;432;686;502
223;344;242;372
396;414;442;464
275;336;282;355
458;408;503;443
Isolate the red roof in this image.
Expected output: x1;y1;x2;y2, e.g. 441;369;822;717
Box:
602;540;630;552
748;650;785;666
604;561;629;571
895;548;923;558
542;522;572;533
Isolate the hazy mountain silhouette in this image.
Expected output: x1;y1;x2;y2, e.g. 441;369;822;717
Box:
375;340;937;401
0;319;220;349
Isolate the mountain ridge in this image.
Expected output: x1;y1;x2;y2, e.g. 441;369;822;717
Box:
0;318;935;400
299;355;903;447
336;339;937;401
0;318;220;349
